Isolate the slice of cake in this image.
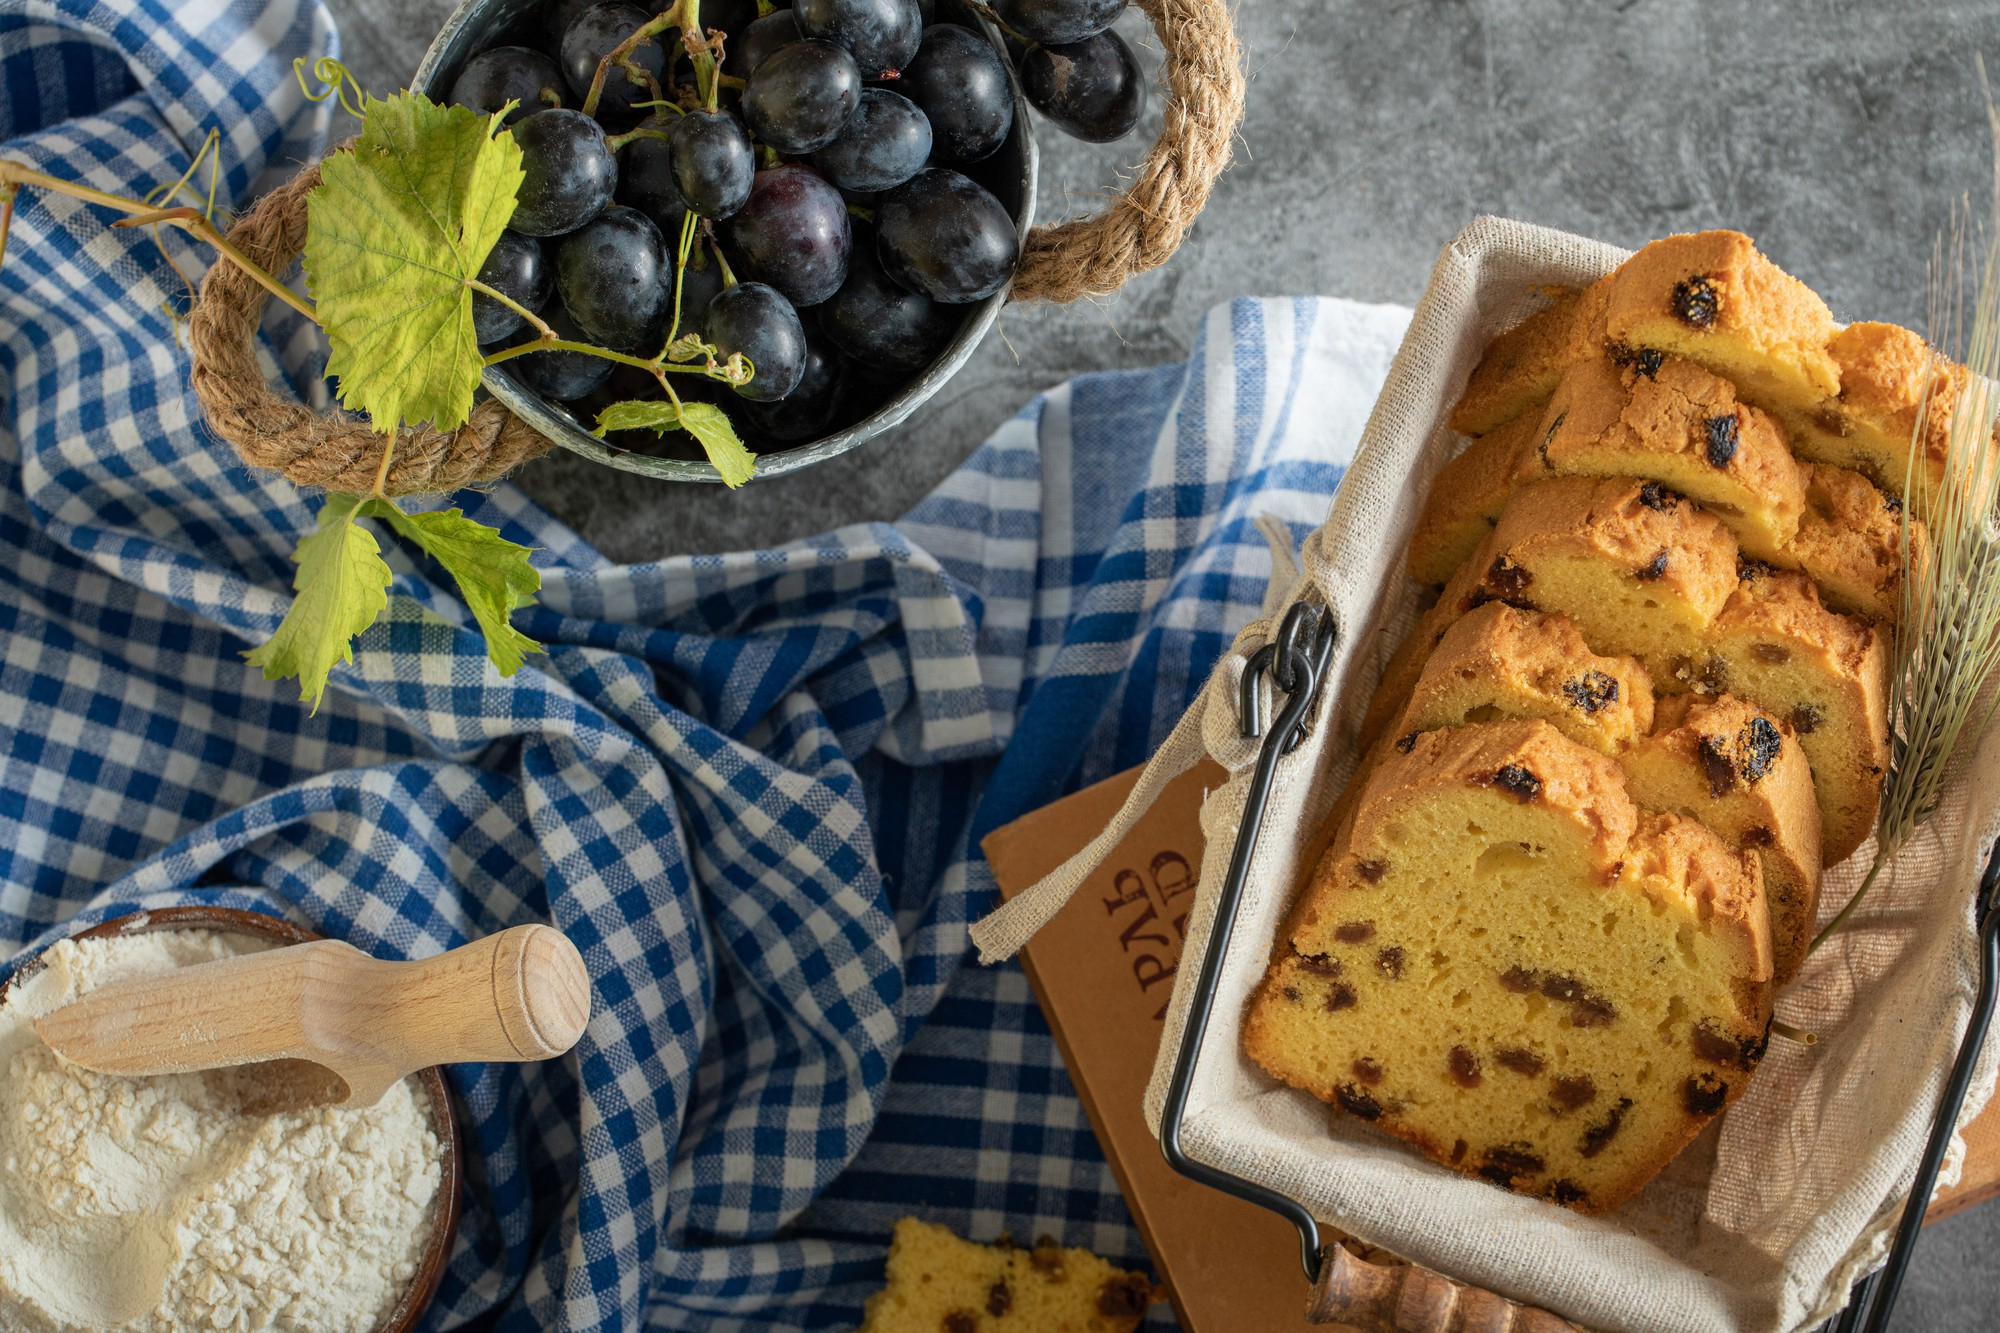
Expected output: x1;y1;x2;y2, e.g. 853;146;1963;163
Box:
857;1219;1157;1333
1603;231;1841;409
1395;603;1656;754
1406;412;1542;585
1698;564;1889;863
1245;720;1774;1216
1532;354;1807;563
1449;277;1614;437
1620;693;1823;984
1788;464;1924;623
1782;321;1968;502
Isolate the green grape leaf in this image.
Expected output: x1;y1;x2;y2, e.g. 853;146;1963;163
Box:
677;402;757;487
365;502;544;677
304;92;523;432
665;332;709;363
593;398;757;488
243;492;393;713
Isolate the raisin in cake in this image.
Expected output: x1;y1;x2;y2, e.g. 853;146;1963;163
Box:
1245;720;1774;1215
1621;693;1823;983
857;1219;1156;1333
1449;277;1614;437
1603;230;1841;408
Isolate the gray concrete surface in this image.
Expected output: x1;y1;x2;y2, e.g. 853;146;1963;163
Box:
327;0;2000;1324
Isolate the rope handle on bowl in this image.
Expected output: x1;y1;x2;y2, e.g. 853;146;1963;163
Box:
187;157;554;497
1008;0;1245;304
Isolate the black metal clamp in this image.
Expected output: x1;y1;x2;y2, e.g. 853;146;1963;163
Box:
1158;599;1337;1284
1829;835;2000;1333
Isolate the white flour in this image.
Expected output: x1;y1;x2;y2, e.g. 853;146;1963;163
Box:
0;929;445;1333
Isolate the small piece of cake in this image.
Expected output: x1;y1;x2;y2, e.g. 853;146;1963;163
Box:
1449;278;1615;436
1697;564;1888;863
1396;603;1656;754
857;1219;1157;1333
1604;231;1841;409
1782;321;1968;502
1245;720;1773;1216
1406;412;1542;585
1361;477;1741;751
1531;354;1807;563
1788;464;1924;622
1621;693;1824;984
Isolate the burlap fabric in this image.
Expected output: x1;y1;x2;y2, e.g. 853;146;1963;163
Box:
972;216;2000;1333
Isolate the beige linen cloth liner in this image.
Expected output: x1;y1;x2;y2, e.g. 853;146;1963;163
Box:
971;216;2000;1333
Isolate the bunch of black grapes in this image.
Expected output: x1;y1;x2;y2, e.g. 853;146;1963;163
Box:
450;0;1147;456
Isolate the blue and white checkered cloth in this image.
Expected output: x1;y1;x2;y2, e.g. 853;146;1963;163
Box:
0;1;1410;1326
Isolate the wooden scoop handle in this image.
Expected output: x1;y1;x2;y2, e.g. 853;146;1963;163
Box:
35;923;592;1103
379;923;592;1065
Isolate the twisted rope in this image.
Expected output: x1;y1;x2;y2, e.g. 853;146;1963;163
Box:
1009;0;1245;304
187;0;1243;487
187;154;554;496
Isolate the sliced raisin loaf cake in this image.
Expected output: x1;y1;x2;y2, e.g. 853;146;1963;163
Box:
858;1219;1156;1333
1782;321;1969;502
1622;694;1823;984
1367;478;1888;860
1411;352;1920;620
1393;604;1822;982
1246;720;1773;1215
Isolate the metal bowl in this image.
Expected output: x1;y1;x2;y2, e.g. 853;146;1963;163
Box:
0;907;463;1333
413;0;1039;483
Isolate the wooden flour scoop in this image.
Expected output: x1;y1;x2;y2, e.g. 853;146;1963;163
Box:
33;924;591;1107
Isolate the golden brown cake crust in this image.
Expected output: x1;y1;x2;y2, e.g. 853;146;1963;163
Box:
1405;411;1542;585
1397;602;1655;754
1532;354;1807;562
1789;463;1925;622
1450;278;1614;437
1605;231;1841;405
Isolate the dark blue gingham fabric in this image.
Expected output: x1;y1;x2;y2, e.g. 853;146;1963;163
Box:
0;1;1409;1327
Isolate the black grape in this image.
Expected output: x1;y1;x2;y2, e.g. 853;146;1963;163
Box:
555;205;669;351
876;168;1016;303
614;136;690;234
818;240;959;370
510;109;618;236
795;0;921;79
898;24;1012;163
668;110;755;219
993;0;1124;45
741;39;861;154
560;1;667;118
743;331;847;443
471;231;552;343
811;89;931;193
726;9;800;77
727;165;853;306
1019;29;1144;142
707;282;808;401
698;0;762;38
512;304;615;401
450;47;564;124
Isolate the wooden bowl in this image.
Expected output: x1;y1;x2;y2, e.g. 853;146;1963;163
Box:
0;906;463;1333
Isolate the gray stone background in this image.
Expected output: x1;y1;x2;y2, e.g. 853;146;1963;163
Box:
329;0;1998;1324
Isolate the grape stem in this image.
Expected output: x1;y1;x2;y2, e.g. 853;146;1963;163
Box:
0;160;316;322
581;3;685;119
604;125;675;151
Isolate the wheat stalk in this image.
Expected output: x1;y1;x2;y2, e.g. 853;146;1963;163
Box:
1810;98;2000;952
